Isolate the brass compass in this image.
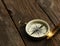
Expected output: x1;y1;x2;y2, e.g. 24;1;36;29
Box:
25;19;50;39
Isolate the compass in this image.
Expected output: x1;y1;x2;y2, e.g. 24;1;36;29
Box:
25;19;50;39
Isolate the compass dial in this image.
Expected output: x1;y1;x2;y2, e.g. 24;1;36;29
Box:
25;19;50;38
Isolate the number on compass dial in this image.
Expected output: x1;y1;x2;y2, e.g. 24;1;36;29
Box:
27;23;48;38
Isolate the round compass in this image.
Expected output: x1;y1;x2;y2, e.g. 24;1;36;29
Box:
25;19;50;39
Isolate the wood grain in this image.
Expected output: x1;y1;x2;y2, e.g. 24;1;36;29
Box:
0;0;25;46
37;0;60;46
37;0;60;25
2;0;56;46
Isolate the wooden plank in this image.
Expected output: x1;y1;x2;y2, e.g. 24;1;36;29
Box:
49;0;60;23
36;0;60;46
37;0;60;25
3;0;56;46
0;0;25;46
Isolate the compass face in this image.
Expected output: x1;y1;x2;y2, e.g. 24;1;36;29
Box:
25;19;50;38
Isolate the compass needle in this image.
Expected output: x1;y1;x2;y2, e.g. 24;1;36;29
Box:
39;24;44;29
31;24;44;35
31;29;38;35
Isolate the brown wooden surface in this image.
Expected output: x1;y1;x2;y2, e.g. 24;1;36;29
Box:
0;0;25;46
37;0;60;25
2;0;55;46
0;0;60;46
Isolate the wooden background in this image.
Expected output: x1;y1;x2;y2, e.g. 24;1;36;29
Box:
0;0;60;46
